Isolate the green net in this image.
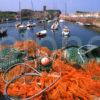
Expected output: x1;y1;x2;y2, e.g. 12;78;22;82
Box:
0;48;26;71
37;62;52;73
65;47;88;65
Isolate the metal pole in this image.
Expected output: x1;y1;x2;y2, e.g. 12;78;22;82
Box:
19;0;22;24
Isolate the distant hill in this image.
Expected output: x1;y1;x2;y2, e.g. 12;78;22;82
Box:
0;11;17;23
0;9;61;23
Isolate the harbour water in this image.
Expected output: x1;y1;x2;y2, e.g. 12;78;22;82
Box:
0;20;100;50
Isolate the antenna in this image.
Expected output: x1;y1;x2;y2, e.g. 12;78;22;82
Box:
65;0;67;15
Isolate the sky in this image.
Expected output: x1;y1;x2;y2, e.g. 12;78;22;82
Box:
0;0;100;13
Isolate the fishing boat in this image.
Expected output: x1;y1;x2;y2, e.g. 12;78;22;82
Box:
38;20;45;24
36;30;47;38
17;24;27;34
15;22;21;28
27;21;36;30
47;20;52;23
36;4;47;39
26;0;36;30
84;23;91;27
51;21;59;31
62;26;70;37
63;44;100;66
76;22;84;26
59;19;65;23
0;28;7;38
15;0;27;34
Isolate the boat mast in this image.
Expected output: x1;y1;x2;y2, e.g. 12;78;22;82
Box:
43;5;46;30
65;0;67;16
31;0;34;21
19;0;22;24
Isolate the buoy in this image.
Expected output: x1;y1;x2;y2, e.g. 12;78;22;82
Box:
41;57;50;66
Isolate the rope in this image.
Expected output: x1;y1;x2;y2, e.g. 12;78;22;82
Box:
3;63;41;83
4;71;61;100
4;73;40;100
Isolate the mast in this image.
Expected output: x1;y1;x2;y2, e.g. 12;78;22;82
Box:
19;0;22;24
31;0;34;11
43;5;46;30
65;0;67;16
31;0;34;21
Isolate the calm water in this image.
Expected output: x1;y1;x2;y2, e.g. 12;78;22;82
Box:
0;21;100;50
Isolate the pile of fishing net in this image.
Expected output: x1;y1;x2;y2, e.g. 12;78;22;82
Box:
0;60;100;100
0;40;100;100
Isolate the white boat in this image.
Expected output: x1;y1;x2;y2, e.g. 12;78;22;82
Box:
39;20;45;24
15;0;27;34
47;20;52;23
17;24;27;34
18;24;26;29
27;0;37;30
33;22;37;26
76;22;84;26
15;22;27;34
51;21;59;31
26;21;36;30
84;23;91;26
59;19;65;23
62;26;70;37
15;22;21;29
36;30;47;38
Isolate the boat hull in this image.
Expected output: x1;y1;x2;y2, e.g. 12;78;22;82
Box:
36;30;47;38
0;30;7;38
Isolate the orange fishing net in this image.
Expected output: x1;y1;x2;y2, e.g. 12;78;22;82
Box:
0;41;100;100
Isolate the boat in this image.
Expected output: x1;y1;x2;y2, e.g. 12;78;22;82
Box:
17;24;27;34
0;18;8;38
47;20;52;23
27;21;36;30
76;22;84;26
59;19;65;23
63;44;100;66
51;21;59;31
62;26;70;37
0;28;7;38
38;20;45;24
15;0;27;34
26;0;36;30
36;5;47;39
61;1;70;37
15;22;21;28
84;23;91;26
36;30;47;38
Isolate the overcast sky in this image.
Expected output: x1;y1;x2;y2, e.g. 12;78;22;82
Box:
0;0;100;13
